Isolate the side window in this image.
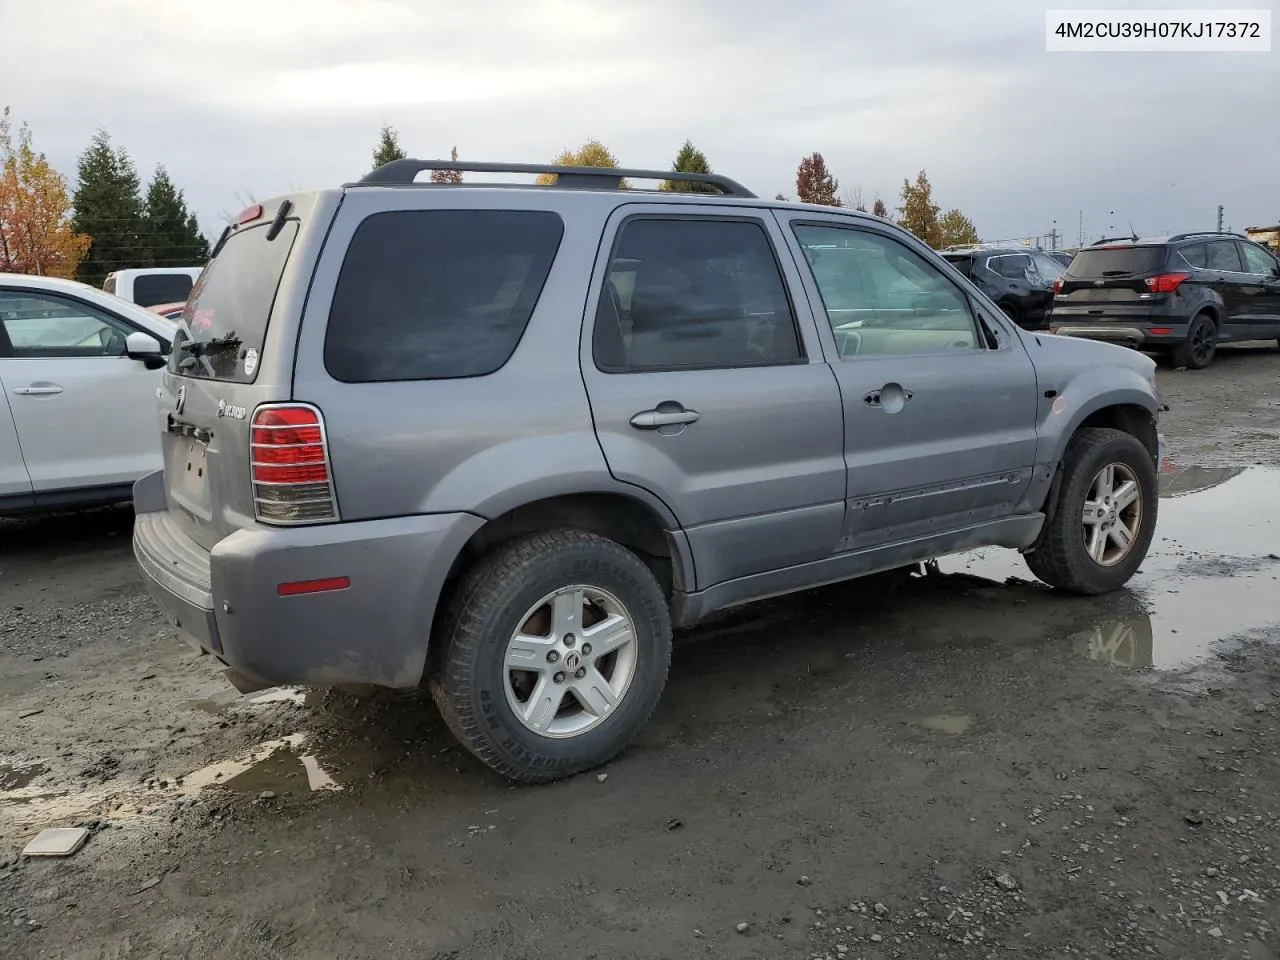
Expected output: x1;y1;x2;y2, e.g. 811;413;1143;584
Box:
325;210;564;382
793;224;979;357
988;254;1033;280
0;292;133;358
1031;253;1066;284
592;218;802;372
1206;241;1243;272
1180;243;1207;268
133;274;194;308
1241;243;1279;276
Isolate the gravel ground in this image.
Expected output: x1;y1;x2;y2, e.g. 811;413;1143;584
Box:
1;344;1278;960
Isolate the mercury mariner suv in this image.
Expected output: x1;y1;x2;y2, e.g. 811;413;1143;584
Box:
133;159;1165;783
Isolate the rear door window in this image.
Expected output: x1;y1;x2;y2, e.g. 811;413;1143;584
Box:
988;254;1033;280
170;221;298;383
324;210;564;382
1067;247;1166;277
1206;241;1243;272
133;273;194;307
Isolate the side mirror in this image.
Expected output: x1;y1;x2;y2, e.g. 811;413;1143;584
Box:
126;331;167;370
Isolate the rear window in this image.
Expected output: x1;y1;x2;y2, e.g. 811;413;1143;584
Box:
942;254;974;277
1067;247;1167;277
169;221;298;383
324;210;564;383
133;273;194;307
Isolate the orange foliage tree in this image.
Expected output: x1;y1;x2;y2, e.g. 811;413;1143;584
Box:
0;107;90;278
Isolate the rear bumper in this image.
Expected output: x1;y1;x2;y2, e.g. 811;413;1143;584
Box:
1048;320;1189;348
132;472;484;689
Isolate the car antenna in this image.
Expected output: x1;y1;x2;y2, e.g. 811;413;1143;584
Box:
1128;220;1138;241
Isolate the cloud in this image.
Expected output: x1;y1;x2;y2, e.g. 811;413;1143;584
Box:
2;0;1275;241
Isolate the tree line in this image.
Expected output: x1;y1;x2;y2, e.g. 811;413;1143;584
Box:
370;128;982;250
1;107;210;285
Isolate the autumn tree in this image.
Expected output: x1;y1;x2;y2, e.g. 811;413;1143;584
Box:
897;170;941;246
141;166;209;267
0;108;90;278
429;146;463;184
937;208;980;248
372;124;406;169
795;152;841;206
536;140;626;187
775;193;789;201
660;140;716;192
72;130;145;286
871;197;889;219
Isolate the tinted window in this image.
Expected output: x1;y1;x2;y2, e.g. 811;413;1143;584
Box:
1241;243;1278;275
794;224;978;357
325;211;563;382
942;254;975;278
988;254;1033;280
1180;243;1207;268
0;292;133;358
170;221;297;382
1206;241;1243;272
133;273;194;308
1067;247;1166;277
593;218;801;372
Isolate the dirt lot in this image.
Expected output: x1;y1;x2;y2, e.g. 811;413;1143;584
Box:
2;344;1279;960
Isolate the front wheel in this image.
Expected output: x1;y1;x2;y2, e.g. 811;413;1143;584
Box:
1024;428;1158;595
429;529;672;783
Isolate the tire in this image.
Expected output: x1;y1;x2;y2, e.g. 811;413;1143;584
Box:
1024;427;1158;595
1170;313;1216;369
429;529;672;783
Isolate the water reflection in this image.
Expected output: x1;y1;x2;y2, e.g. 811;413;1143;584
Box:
946;465;1280;669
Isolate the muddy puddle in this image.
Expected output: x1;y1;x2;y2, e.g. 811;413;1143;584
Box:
945;465;1280;669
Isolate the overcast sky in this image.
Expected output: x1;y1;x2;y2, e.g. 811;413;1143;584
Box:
2;0;1277;246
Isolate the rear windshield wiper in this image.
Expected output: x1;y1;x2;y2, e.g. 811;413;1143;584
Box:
176;331;242;371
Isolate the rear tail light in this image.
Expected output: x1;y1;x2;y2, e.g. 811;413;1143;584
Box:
1144;272;1189;293
1052;278;1064;295
251;404;339;525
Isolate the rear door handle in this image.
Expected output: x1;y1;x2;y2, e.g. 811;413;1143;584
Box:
13;383;64;396
629;407;700;429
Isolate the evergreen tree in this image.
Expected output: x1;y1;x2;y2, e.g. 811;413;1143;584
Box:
897;170;941;246
372;125;407;169
72;129;144;286
937;208;980;248
142;166;209;266
871;197;890;219
660;140;716;192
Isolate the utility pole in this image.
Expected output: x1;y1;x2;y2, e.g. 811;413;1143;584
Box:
1216;205;1224;232
1078;210;1084;248
1048;227;1061;250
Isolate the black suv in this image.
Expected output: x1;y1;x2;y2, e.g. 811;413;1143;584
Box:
941;246;1066;330
1049;232;1280;369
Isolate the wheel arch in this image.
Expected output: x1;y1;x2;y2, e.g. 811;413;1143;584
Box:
429;488;694;658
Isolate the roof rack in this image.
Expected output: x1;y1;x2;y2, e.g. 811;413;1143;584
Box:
354;159;757;198
1167;230;1248;242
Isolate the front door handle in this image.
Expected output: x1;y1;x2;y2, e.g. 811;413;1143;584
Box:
864;383;913;411
13;383;64;396
629;407;700;429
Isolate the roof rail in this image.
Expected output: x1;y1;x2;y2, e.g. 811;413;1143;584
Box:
354;159;757;198
1167;230;1248;242
1090;235;1139;246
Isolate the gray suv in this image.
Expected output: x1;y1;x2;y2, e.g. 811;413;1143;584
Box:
133;159;1165;783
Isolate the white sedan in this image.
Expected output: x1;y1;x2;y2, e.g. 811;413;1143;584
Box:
0;274;176;514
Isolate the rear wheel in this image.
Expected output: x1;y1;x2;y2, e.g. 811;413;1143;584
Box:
430;529;671;783
1171;313;1216;369
1024;428;1157;595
